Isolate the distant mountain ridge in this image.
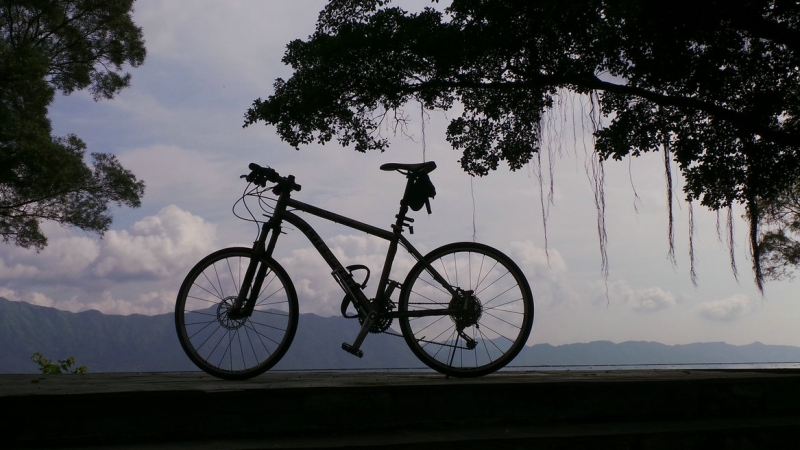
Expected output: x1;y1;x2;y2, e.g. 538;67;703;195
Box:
2;297;799;374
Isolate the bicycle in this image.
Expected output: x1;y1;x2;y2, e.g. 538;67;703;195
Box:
175;161;534;379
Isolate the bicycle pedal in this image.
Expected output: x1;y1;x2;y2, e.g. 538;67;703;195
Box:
341;342;364;358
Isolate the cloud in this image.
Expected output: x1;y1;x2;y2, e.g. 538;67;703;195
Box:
509;240;567;279
278;234;417;316
0;287;56;308
0;259;40;280
596;280;677;313
93;205;217;280
0;205;216;315
64;290;178;316
697;295;752;322
629;287;677;312
1;288;177;316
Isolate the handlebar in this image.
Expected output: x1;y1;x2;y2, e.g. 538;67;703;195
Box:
243;163;302;192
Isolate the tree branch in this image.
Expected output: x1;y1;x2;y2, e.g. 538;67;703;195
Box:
412;74;800;147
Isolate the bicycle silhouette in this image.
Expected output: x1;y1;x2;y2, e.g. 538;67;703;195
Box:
175;162;534;379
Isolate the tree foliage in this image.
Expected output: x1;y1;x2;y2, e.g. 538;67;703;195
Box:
1;0;146;249
757;184;800;281
245;0;800;287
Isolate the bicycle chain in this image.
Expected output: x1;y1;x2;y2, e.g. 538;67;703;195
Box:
378;303;474;350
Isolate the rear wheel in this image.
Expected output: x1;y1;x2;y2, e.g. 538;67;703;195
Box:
175;247;298;380
398;243;533;377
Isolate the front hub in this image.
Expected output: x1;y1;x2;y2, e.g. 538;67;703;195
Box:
217;296;247;330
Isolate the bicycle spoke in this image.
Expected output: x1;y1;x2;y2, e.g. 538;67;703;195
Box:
400;244;532;377
484;297;524;311
257;269;275;298
476;320;518;344
177;249;298;379
245;318;288;334
184;308;217;317
251;309;290;317
416;273;450;296
245;321;275;354
237;329;246;368
192;281;223;302
480;283;519;307
452;253;458;288
483;309;523;328
243;322;284;346
212;263;225;299
475;269;511;297
226;257;239;293
186;294;220;306
254;285;287;307
184;320;216;340
244;325;260;363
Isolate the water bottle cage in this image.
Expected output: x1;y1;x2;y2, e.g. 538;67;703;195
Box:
339;265;371;319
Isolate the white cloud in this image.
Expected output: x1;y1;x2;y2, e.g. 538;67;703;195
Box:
697;295;752;322
0;206;215;315
0;287;56;308
1;205;215;283
93;205;217;279
597;280;677;313
509;240;567;279
629;287;677;312
133;0;328;89
0;285;178;316
0;259;40;280
278;234;417;316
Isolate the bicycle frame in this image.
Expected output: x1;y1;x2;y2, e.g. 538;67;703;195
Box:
230;184;461;356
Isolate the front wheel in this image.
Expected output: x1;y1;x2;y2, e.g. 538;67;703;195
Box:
399;242;533;377
175;247;298;380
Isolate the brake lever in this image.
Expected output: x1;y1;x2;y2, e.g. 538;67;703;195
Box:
241;172;267;187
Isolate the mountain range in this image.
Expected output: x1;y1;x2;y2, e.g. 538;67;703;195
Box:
2;297;799;374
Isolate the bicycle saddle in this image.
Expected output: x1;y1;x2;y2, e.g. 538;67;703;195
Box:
380;161;437;174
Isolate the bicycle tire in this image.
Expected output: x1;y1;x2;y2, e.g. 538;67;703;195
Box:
175;247;298;380
398;242;533;377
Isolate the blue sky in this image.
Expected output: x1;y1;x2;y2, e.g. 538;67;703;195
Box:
1;0;797;347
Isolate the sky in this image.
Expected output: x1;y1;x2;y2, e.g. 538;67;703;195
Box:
2;0;799;348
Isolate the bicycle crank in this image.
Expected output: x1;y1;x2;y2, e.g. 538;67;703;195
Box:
357;298;395;333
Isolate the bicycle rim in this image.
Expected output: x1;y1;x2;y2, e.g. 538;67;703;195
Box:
399;242;533;377
175;247;298;380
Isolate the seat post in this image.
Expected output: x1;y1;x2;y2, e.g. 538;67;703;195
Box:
393;201;412;234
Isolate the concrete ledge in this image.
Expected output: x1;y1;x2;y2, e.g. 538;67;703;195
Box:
4;370;800;448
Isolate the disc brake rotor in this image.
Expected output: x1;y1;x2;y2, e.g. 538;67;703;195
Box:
217;296;247;330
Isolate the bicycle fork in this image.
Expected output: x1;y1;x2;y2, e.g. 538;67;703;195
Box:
229;220;279;320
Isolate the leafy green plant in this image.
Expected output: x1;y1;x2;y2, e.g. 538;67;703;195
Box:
31;352;87;374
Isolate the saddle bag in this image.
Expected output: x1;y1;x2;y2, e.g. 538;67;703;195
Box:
405;173;436;213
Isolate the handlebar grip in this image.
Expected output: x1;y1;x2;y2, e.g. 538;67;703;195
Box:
247;163;301;191
248;163;278;180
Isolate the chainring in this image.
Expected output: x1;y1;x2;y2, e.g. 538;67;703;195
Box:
358;299;394;333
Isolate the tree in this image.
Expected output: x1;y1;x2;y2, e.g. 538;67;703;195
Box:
244;0;800;288
1;0;146;250
757;183;800;281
